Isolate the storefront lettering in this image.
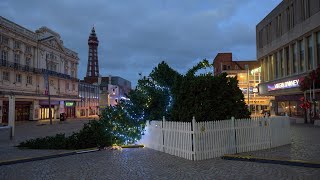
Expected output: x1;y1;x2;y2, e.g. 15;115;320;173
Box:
268;79;300;91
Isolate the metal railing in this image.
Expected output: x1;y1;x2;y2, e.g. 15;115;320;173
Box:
0;60;79;81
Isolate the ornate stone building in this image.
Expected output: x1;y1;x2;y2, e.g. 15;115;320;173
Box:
0;16;80;123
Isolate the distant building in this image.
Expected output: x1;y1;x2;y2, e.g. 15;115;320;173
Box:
0;16;80;123
257;1;320;117
213;53;274;115
76;81;99;117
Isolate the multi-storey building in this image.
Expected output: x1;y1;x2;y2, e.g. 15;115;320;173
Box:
0;16;80;123
76;81;99;118
213;53;274;115
257;0;320;117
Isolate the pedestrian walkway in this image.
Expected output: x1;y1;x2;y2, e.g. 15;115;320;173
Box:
0;118;94;162
238;124;320;162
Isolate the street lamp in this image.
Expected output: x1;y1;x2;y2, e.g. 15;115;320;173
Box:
45;54;53;125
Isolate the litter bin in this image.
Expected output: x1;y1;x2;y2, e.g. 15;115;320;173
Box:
60;113;67;121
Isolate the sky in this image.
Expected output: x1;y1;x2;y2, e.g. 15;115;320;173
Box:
1;0;282;87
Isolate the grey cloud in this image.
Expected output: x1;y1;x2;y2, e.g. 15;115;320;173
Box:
1;0;282;87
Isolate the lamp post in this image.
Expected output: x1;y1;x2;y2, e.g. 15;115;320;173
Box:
45;54;53;125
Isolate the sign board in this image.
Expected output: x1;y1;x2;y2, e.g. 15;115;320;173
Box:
252;87;259;93
267;79;300;91
65;102;74;107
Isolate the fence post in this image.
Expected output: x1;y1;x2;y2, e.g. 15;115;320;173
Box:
162;116;165;152
192;116;197;160
231;116;237;154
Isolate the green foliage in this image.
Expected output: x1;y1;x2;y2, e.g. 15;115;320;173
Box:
128;59;250;122
99;102;145;145
18;120;112;149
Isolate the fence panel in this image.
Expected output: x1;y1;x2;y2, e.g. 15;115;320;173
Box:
194;119;236;160
141;116;291;161
163;121;194;160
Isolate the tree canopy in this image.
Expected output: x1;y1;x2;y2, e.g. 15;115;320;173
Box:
127;59;250;122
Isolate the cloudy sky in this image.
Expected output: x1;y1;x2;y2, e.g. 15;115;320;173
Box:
1;0;281;87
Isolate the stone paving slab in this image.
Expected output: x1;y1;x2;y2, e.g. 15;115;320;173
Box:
0;118;91;162
239;124;320;162
1;148;319;180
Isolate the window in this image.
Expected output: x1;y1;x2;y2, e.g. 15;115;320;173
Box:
26;57;31;67
307;36;313;70
227;65;231;70
26;46;31;53
299;40;305;72
244;64;249;70
71;70;75;77
14;41;20;49
64;67;68;75
222;65;227;70
0;35;9;45
235;65;239;70
274;53;278;78
285;47;290;75
292;43;298;74
26;75;32;84
3;72;9;81
317;32;320;66
16;74;22;83
279;50;284;77
14;54;20;64
72;84;75;91
1;50;8;64
277;14;282;37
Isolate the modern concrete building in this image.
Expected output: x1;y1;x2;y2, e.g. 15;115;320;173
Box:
0;16;80;123
213;53;274;115
257;0;320;117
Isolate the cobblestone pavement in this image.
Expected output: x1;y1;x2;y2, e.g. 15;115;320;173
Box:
240;124;320;162
1;148;320;180
0;118;92;161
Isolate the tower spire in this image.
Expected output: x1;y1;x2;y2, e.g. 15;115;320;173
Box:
86;26;99;78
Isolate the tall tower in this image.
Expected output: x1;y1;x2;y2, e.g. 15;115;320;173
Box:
86;27;99;78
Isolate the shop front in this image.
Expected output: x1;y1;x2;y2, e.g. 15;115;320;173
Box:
39;100;60;120
65;101;76;118
259;75;306;117
1;101;32;123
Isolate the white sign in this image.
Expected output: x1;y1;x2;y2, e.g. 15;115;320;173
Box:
268;79;300;91
274;79;299;89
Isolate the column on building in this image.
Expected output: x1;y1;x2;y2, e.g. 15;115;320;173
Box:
0;100;3;123
8;95;15;136
31;100;40;120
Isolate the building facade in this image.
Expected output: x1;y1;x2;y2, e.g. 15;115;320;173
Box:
257;0;320;117
0;16;80;123
213;53;274;115
76;81;99;118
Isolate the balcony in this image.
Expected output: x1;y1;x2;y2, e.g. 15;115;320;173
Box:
0;60;79;81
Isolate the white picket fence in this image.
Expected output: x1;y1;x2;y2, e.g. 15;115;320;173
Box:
140;116;290;161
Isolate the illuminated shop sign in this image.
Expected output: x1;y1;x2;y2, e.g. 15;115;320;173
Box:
65;102;74;107
267;79;300;91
